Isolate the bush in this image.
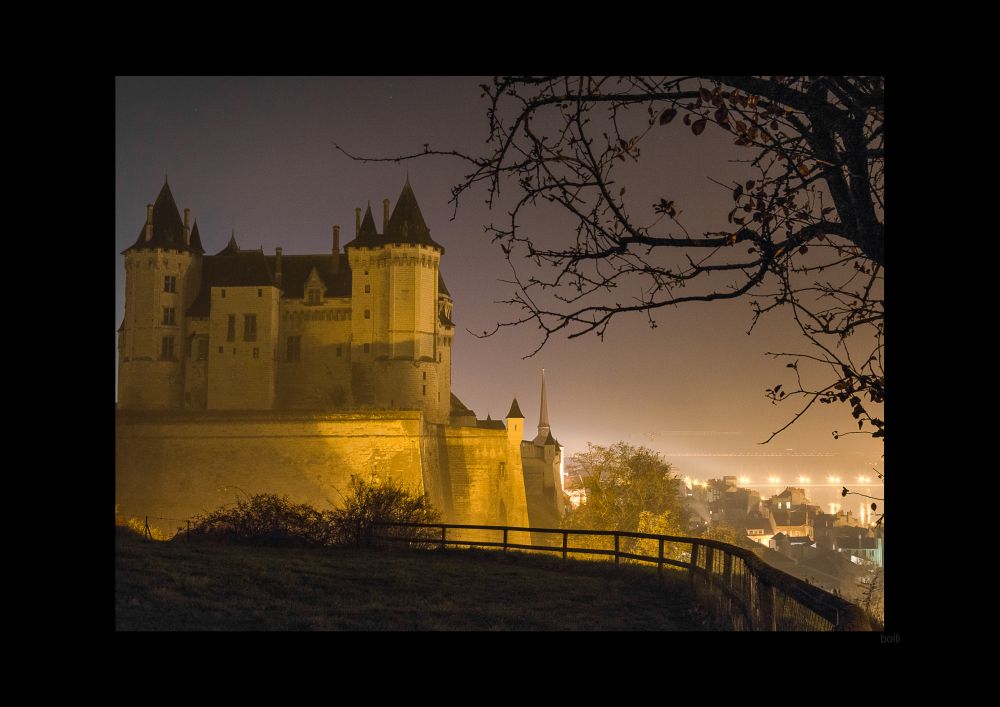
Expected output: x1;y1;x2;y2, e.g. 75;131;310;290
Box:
329;475;441;546
183;481;441;548
187;494;336;548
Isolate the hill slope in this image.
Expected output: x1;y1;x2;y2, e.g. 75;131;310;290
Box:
116;530;710;630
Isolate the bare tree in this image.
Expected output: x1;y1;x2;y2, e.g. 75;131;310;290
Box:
336;76;884;447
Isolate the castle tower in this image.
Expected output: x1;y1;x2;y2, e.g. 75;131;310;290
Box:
345;178;449;423
118;179;205;409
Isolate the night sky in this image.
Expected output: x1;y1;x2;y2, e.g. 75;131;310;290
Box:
116;76;882;509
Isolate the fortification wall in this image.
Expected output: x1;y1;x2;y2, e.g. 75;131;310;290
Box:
115;411;527;535
116;411;426;533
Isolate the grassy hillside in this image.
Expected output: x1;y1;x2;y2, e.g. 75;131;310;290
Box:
116;528;712;630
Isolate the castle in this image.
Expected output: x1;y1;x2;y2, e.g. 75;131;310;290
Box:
116;178;563;531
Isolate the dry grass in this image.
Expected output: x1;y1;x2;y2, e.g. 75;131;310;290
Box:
115;526;713;631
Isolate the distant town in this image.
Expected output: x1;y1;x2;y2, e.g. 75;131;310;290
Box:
565;471;884;600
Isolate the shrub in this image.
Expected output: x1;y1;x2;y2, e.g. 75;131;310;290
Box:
187;493;336;547
329;474;441;546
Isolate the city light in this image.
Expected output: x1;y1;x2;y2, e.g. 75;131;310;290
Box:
768;476;780;484
828;476;841;483
798;475;810;484
739;476;750;485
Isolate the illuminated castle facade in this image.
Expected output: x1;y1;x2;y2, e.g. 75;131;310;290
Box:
118;178;454;422
116;178;564;529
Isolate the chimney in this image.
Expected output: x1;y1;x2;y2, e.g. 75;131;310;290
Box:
275;247;283;288
183;208;191;246
383;198;390;231
145;204;153;242
355;207;362;235
332;225;340;274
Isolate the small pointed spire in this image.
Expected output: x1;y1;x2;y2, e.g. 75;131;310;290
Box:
506;397;524;419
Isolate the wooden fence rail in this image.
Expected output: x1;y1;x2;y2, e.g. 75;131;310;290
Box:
368;521;871;631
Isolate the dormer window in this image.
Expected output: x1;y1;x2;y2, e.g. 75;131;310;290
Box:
307;288;321;305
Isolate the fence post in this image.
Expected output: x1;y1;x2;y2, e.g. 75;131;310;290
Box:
503;527;509;554
723;551;733;590
758;579;778;631
658;538;664;581
704;545;715;593
440;525;447;550
562;531;568;563
689;542;699;584
614;533;620;568
144;516;151;540
186;520;191;540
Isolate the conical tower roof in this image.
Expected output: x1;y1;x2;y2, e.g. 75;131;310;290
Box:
506;397;524;419
345;179;444;252
189;219;205;254
123;179;194;254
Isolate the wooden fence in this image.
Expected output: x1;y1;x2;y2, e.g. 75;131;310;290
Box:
368;521;872;631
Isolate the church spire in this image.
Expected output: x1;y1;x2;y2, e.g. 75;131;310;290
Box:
538;368;550;438
533;369;557;446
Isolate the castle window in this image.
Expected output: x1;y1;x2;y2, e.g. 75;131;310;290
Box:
422;372;426;380
162;307;176;326
221;289;226;298
307;288;321;305
422;385;426;396
438;353;442;362
218;346;223;354
258;288;263;297
364;309;370;319
287;336;301;362
363;343;370;353
164;275;176;293
198;338;208;360
160;336;175;360
336;345;342;357
227;315;236;342
253;347;260;359
499;462;506;477
244;314;257;341
365;284;370;293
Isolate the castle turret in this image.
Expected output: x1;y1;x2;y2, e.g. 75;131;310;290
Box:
506;397;524;447
118;179;203;409
345;179;448;422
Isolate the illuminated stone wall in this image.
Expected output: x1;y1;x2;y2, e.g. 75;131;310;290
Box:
206;285;281;409
115;411;528;535
118;250;196;409
277;297;353;408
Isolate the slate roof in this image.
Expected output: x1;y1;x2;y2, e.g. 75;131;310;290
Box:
265;254;351;299
450;393;475;417
344;179;444;252
506;398;524;419
438;272;450;296
477;415;507;430
122;180;202;254
186;246;276;317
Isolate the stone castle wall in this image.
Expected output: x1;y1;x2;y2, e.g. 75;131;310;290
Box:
115;410;527;535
